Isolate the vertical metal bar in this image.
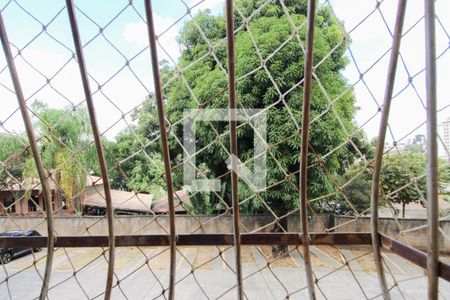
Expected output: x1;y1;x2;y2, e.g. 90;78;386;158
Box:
65;1;116;299
225;1;244;299
300;1;317;299
424;0;439;298
370;1;407;299
0;13;55;300
143;1;177;299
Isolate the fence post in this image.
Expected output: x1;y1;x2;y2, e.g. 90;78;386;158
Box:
370;0;407;299
65;1;116;298
424;0;439;298
144;1;177;299
225;0;244;299
300;1;318;299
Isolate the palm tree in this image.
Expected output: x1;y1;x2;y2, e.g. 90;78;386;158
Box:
30;101;92;214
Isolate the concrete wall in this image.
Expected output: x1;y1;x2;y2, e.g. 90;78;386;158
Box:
0;215;448;252
334;215;450;253
0;215;329;236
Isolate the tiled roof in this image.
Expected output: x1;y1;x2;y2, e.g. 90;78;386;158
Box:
1;174;103;191
152;190;190;213
84;189;190;214
84;189;153;213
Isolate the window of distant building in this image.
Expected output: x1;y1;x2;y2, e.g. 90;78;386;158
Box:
43;194;56;211
28;195;39;212
4;196;16;213
62;196;68;210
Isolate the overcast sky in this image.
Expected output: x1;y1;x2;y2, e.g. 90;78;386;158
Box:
0;0;449;156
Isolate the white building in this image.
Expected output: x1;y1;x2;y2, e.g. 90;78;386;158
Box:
439;117;450;161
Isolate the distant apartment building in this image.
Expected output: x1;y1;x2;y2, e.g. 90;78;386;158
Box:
439;117;450;161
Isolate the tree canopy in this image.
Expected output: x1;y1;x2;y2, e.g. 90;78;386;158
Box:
107;97;166;199
155;0;361;218
0;133;28;188
0;101;98;212
334;151;450;218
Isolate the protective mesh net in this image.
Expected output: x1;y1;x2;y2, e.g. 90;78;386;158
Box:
0;0;449;299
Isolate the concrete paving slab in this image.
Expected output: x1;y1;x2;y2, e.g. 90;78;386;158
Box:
339;249;362;271
120;247;150;272
1;247;449;299
56;248;103;270
289;248;306;269
381;252;406;275
310;246;341;268
384;252;424;275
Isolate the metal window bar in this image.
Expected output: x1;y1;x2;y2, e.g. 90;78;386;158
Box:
65;1;116;299
144;1;177;299
300;0;317;299
0;11;55;300
424;0;439;299
371;0;407;299
225;1;244;299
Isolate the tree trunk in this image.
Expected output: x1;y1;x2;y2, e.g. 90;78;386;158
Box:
55;172;64;216
19;193;24;216
402;202;405;219
271;216;289;258
57;189;63;216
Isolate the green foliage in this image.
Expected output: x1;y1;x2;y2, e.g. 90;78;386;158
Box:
0;102;98;211
186;163;225;215
32;101;91;155
22;157;38;184
178;10;226;55
189;190;215;215
31;101;92;199
126;153;165;198
108;98;166;199
0;133;28;184
335;152;431;216
439;159;450;184
161;1;359;215
381;153;426;212
0;134;26;162
5;100;97;211
330;164;372;215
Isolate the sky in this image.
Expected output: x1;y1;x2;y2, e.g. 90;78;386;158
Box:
0;0;449;156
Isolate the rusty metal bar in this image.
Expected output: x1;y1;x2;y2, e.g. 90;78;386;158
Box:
300;1;317;299
0;232;373;247
0;12;55;300
65;1;115;299
225;0;244;299
370;1;407;299
2;231;449;278
3;232;450;283
380;234;450;282
144;1;177;299
424;0;439;298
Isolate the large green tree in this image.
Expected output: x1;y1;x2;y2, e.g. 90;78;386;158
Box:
381;153;426;218
160;0;360;226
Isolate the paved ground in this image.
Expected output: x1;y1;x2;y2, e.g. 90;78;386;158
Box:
0;246;449;299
